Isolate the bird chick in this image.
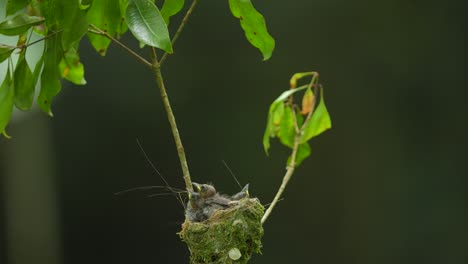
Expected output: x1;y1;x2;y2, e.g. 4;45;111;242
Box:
231;183;250;200
192;182;217;199
185;191;207;222
192;182;234;220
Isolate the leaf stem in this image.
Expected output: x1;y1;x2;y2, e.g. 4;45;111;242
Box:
150;47;193;192
88;25;152;68
160;0;199;65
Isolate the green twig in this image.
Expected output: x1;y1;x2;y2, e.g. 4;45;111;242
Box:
150;47;193;192
160;0;199;66
88;25;152;68
0;30;61;50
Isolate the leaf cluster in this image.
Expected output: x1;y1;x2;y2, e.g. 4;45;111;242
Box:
0;0;275;137
263;72;332;166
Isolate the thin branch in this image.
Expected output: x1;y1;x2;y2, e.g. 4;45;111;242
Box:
150;47;193;192
160;0;199;66
88;25;152;68
262;129;301;224
1;30;61;50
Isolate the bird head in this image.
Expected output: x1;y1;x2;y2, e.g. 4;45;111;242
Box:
192;182;216;198
188;191;202;208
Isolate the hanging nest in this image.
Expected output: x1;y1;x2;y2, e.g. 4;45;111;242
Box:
179;198;264;264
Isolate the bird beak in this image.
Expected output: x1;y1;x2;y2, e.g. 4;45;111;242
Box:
192;182;202;192
188;191;199;200
243;183;250;196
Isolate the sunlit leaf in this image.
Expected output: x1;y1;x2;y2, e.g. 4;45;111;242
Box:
87;0;125;55
126;0;173;53
262;113;273;155
118;0;129;34
6;0;31;17
274;85;307;103
228;0;275;60
38;35;62;116
0;68;14;138
59;48;86;85
62;1;88;50
272;101;284;125
160;0;185;25
277;105;295;148
287;143;311;167
300;88;331;143
289;72;315;89
301;87;315;115
0;46;15;63
79;0;93;10
0;14;45;36
263;85;307;155
13;50;35;110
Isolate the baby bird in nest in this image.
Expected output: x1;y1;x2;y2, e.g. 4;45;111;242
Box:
185;182;250;222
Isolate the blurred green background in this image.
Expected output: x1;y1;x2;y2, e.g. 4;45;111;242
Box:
1;0;467;263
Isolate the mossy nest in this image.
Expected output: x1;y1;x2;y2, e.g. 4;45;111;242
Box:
179;198;264;264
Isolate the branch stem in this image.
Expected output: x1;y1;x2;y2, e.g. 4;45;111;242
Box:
1;30;61;50
160;0;199;65
88;25;152;68
261;132;301;224
150;48;193;192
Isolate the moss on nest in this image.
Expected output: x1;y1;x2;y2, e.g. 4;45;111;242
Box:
179;198;264;264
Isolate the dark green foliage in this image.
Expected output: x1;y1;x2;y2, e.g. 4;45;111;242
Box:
0;14;44;36
0;68;14;137
0;0;276;136
126;0;173;53
13;50;34;110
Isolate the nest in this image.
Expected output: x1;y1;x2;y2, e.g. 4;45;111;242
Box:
179;198;264;264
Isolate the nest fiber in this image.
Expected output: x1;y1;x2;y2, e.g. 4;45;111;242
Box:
179;198;264;264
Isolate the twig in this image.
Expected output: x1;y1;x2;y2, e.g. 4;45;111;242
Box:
88;25;152;68
1;30;61;50
150;47;193;192
261;131;301;224
261;74;321;224
160;0;199;66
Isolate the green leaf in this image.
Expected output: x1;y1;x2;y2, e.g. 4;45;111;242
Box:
287;143;311;167
160;0;185;25
262;110;274;155
0;14;45;36
274;85;308;103
6;0;32;16
38;35;62;116
277;105;295;148
59;48;86;85
228;0;275;60
87;0;126;55
62;1;88;50
79;0;93;10
126;0;173;53
0;68;14;138
263;85;308;155
13;50;35;110
0;46;15;63
300;88;332;143
272;101;284;125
